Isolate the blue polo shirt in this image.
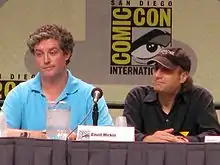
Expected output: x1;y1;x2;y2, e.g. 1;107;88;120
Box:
2;70;113;130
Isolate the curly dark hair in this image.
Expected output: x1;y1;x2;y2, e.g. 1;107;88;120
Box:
27;24;75;65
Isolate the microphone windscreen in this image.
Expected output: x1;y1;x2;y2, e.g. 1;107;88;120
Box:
91;87;103;99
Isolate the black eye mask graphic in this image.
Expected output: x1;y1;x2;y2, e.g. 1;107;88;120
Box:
131;29;171;64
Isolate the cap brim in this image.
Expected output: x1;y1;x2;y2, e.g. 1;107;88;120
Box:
147;56;177;69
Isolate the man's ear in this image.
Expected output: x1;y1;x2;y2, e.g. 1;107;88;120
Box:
65;52;72;62
180;71;189;84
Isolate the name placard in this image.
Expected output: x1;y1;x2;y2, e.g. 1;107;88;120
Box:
205;136;220;143
76;125;134;142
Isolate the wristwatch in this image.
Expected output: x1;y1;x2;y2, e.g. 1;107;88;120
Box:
20;132;30;138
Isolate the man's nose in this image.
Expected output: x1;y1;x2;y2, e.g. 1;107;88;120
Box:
43;54;50;63
154;69;163;78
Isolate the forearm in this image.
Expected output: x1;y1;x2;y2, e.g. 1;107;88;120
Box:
187;130;220;142
186;136;200;142
4;128;46;139
135;131;146;141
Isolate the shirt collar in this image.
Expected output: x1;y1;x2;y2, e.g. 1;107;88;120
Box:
144;87;157;102
30;69;79;94
143;86;189;103
178;89;190;103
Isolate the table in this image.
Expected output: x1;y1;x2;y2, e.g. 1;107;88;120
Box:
0;137;220;165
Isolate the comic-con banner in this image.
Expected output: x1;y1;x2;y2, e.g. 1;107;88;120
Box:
110;0;172;76
2;0;199;100
0;80;22;100
0;74;35;100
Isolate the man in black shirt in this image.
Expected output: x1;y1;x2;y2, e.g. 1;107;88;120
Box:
123;47;220;142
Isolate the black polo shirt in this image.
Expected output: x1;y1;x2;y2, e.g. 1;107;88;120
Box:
123;85;220;142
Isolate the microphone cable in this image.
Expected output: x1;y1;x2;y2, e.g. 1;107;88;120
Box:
65;106;93;165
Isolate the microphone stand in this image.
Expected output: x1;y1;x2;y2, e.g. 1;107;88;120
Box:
92;102;99;126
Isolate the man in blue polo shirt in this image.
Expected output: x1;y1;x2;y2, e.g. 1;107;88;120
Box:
2;24;113;138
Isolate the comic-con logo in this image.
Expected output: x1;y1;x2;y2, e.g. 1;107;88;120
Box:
110;2;172;75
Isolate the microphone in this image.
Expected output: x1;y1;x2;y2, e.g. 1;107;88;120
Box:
91;87;103;103
91;87;103;126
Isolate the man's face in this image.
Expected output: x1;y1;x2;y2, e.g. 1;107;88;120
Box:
33;39;70;78
152;63;188;94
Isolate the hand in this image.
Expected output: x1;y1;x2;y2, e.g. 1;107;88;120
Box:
143;128;179;143
67;132;77;141
30;131;47;139
175;136;189;143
